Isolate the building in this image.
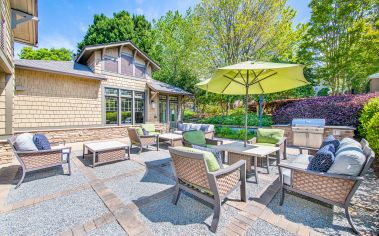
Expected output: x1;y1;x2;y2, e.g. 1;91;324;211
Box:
0;1;191;164
368;72;379;92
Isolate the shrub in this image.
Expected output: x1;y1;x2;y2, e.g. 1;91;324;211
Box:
317;87;329;96
359;97;379;137
183;109;197;122
366;112;379;158
215;126;255;140
199;113;272;127
272;93;379;127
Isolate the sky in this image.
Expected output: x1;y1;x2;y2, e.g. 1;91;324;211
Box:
14;0;311;57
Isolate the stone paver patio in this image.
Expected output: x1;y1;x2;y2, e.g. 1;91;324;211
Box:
0;138;377;236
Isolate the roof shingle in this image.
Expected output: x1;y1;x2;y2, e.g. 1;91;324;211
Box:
148;79;192;96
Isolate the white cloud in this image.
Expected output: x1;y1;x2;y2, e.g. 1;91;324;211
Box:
79;22;88;33
135;0;144;4
39;34;76;51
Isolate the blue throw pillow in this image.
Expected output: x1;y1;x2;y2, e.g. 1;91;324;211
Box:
307;144;335;172
193;145;224;168
33;134;51;150
142;128;149;135
320;135;340;150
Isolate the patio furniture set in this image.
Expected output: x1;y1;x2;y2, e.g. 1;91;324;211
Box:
6;123;375;234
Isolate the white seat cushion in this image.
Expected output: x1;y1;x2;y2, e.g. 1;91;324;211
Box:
281;154;313;185
173;130;183;135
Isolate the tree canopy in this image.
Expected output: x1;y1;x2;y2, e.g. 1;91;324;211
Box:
18;47;72;61
77;11;154;54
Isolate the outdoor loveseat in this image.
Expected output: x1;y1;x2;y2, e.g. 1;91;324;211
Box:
169;146;246;232
8;134;71;188
278;138;375;234
173;122;215;139
127;127;159;154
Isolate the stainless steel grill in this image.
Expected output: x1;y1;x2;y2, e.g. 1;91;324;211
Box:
292;119;325;148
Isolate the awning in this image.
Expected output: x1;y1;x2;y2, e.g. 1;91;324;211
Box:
147;79;192;96
11;0;38;46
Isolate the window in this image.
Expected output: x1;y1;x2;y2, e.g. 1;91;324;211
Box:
134;92;145;123
121;53;133;75
159;95;167;123
104;87;145;125
135;64;145;78
104;56;118;73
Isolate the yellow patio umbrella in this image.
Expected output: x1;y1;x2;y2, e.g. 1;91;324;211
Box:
196;61;309;146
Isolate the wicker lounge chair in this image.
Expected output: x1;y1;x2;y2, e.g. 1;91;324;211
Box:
182;130;223;148
169;147;246;232
8;135;72;188
248;128;287;160
127;127;159;154
278;139;375;234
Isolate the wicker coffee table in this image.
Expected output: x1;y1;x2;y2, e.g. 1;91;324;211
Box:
214;142;280;184
159;133;183;147
83;140;130;168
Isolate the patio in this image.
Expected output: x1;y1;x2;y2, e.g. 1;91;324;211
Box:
0;138;377;236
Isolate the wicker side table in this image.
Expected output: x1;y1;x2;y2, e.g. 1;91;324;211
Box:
83;141;130;168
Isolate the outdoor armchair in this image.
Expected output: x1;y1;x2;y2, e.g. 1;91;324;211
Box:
169;146;246;232
141;123;162;135
278;139;375;234
127;127;159;154
248;128;287;159
8;135;71;189
182;130;223;148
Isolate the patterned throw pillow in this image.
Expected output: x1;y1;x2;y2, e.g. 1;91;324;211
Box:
320;135;340;150
192;145;224;169
33;134;51;150
307;144;335;172
142;128;149;135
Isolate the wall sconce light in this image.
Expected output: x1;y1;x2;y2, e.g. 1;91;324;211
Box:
151;100;156;109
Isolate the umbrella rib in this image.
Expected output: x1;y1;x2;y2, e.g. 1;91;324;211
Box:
249;72;278;86
221;80;232;94
223;74;245;86
258;82;265;93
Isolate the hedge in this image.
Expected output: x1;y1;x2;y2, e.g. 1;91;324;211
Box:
198;113;272;127
272;93;379;127
358;97;379;137
366;112;379;159
215;126;255;140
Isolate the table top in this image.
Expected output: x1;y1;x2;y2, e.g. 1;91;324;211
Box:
84;140;127;152
213;142;280;157
159;133;183;140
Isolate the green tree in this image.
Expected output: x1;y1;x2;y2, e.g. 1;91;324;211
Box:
19;47;72;61
304;0;379;95
77;11;154;54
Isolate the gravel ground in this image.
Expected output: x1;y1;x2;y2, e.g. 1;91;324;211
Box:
92;160;145;179
106;169;175;205
87;221;127;236
246;219;294;236
0;189;109;236
137;193;239;236
7;164;88;204
131;146;171;163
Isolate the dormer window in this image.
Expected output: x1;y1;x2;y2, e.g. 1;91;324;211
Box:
135;63;145;78
121;52;133;76
103;55;118;73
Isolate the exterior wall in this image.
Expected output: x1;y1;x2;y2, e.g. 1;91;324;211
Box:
13;69;102;129
370;78;379;92
271;124;355;146
0;0;14;70
0;73;6;134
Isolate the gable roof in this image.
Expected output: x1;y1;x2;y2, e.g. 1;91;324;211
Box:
15;59;106;80
148;79;192;96
76;40;160;71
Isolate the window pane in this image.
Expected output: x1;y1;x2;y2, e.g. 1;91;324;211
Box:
105;88;118;96
121;54;133;75
106;96;118;124
121;97;132;124
135;92;144;99
135;64;145;78
169;96;178;101
135;99;144;123
104;57;118;73
120;89;132;97
159;95;167;100
159;100;167;123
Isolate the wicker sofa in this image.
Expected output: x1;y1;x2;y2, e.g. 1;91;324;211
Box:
278;138;375;234
169;146;246;232
127;127;159;154
173;122;215;139
8;135;71;188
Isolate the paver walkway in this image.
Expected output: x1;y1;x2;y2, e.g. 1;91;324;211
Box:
0;138;377;235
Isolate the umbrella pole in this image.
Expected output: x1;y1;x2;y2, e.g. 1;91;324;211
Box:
244;71;249;147
259;94;263;128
